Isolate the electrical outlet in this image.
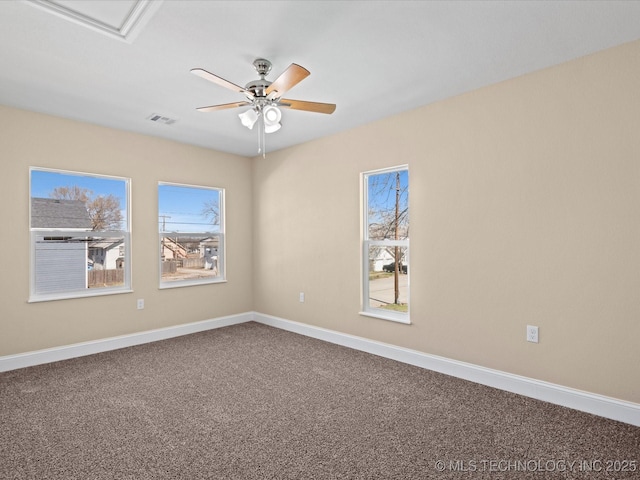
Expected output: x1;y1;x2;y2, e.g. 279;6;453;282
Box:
137;299;144;310
299;292;305;303
526;325;539;343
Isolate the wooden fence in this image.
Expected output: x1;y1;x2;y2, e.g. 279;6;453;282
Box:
162;257;206;272
88;269;124;287
182;257;206;268
162;261;177;274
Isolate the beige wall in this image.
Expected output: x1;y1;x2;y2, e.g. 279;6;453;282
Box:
252;40;640;403
0;106;253;355
2;39;638;405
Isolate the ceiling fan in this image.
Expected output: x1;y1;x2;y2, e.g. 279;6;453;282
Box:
191;58;336;155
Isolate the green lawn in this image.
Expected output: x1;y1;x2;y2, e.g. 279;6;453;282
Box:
369;271;393;281
381;303;408;313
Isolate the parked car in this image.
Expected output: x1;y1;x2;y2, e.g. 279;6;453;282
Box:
383;262;407;274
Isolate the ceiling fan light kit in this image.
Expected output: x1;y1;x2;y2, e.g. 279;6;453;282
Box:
191;58;336;156
263;105;282;126
238;108;259;130
264;123;281;134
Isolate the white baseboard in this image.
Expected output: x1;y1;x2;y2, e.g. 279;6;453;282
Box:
2;310;638;426
0;312;252;373
253;312;640;427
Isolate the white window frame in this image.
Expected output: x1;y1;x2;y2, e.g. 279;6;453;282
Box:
361;165;410;324
158;182;226;289
29;167;132;302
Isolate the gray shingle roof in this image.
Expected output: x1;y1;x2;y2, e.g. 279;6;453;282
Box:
31;197;92;229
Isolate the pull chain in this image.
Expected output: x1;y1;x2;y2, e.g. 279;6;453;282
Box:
257;112;266;158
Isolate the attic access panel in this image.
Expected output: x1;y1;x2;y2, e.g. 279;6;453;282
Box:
28;0;160;42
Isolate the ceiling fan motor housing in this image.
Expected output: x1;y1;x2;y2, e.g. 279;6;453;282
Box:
244;78;272;100
246;58;274;101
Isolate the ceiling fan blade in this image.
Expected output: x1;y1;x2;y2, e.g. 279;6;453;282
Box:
191;68;253;97
196;101;251;112
278;99;336;114
265;64;310;99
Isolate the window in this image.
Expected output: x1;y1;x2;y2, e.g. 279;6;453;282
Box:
362;166;409;323
158;183;225;288
29;168;131;302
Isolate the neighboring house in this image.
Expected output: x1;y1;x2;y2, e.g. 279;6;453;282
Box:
199;237;219;270
370;247;408;272
370;248;395;272
161;237;188;260
31;198;92;294
88;239;124;270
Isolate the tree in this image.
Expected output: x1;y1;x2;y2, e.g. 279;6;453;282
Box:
368;173;409;242
50;186;123;231
367;171;409;306
87;195;123;231
201;198;220;227
50;185;90;203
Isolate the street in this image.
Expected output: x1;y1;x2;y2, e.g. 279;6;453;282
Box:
368;273;408;308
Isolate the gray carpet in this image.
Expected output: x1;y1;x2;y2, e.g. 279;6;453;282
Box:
1;322;638;479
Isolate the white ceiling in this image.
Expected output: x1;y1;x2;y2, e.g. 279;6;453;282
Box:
2;0;640;158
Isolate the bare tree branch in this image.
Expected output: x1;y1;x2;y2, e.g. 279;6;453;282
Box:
50;186;122;230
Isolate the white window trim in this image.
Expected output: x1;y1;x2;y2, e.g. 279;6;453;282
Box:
29;167;132;303
29;230;133;302
157;231;226;290
158;182;226;289
360;165;410;324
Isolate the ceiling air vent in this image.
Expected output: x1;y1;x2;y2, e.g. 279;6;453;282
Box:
147;113;177;125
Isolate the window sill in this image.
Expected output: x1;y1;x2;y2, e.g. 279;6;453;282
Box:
359;310;411;325
29;287;133;303
159;278;227;289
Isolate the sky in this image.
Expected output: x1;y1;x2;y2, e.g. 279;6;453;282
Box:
367;168;409;214
158;183;220;234
31;169;127;199
31;168;129;225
